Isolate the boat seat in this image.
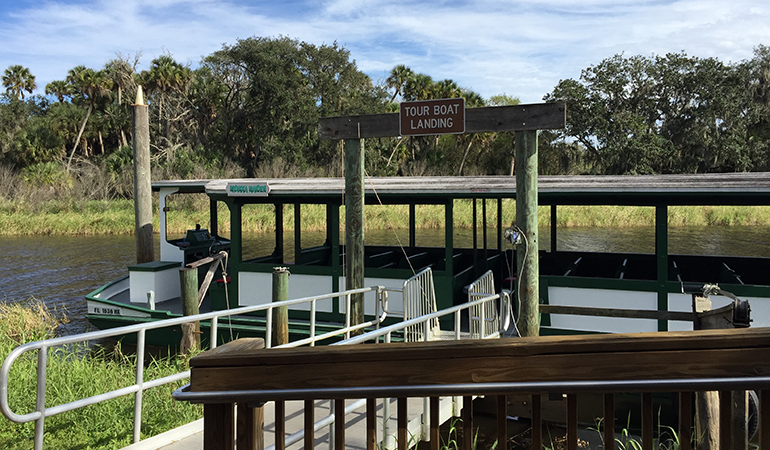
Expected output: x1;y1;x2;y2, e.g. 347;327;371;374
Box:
720;262;744;285
615;258;628;279
563;256;582;276
467;270;501;338
402;267;466;342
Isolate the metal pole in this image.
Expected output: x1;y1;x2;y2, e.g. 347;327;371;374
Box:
345;138;365;331
132;86;154;264
272;267;290;346
515;130;540;337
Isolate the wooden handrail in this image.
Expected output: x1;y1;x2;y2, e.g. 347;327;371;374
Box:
184;328;770;450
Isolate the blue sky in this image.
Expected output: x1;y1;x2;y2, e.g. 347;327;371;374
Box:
1;0;769;103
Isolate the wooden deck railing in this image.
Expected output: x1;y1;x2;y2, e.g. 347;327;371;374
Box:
174;328;770;450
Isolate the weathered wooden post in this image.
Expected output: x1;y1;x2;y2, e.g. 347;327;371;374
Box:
180;266;200;352
515;130;540;337
345;139;366;332
132;86;154;264
318;102;565;339
272;267;289;346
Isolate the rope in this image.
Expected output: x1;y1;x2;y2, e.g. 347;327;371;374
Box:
364;169;416;276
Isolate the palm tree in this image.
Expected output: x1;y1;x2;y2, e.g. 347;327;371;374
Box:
142;55;193;138
385;65;414;102
2;65;36;99
45;80;73;102
65;66;113;170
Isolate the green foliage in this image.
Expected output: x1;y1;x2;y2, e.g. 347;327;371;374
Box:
20;162;71;188
0;300;201;450
2;65;36;100
544;50;770;174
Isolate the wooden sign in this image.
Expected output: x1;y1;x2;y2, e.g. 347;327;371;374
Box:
399;98;465;136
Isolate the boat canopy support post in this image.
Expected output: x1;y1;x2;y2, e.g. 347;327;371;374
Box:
516;130;540;337
132;86;154;264
345;138;365;330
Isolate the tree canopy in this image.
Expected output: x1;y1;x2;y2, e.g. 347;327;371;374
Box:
1;38;769;198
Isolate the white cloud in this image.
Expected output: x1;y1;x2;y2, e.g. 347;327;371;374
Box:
1;0;769;103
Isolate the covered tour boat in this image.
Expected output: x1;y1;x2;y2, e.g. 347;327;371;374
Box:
86;172;770;343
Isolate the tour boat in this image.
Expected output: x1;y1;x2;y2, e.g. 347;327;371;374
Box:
85;172;770;345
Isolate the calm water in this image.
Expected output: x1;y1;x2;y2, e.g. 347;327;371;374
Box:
3;225;770;335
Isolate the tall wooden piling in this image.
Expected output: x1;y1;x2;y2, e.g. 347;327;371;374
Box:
515;130;540;337
132;86;154;264
180;266;200;352
345;138;365;331
272;267;289;346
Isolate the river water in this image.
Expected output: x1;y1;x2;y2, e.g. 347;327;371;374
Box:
2;225;770;335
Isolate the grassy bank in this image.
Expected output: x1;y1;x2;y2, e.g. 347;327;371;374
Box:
0;299;201;450
2;198;770;236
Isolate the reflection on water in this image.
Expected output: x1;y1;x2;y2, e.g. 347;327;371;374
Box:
3;225;770;335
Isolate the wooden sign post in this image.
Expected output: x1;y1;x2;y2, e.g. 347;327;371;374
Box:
319;102;565;336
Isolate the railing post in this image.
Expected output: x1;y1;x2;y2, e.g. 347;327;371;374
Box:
34;347;46;450
133;328;146;444
679;392;693;450
367;398;377;450
604;393;614;450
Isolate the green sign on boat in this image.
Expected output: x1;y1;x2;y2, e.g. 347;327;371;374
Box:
226;182;270;197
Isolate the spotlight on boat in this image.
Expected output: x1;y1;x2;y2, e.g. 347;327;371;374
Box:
504;227;523;245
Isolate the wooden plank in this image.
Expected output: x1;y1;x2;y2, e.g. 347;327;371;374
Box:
604;394;614;450
190;328;770;369
539;304;694;322
531;395;542;450
760;390;770;450
204;403;234;450
304;400;314;450
719;390;731;450
431;396;440;450
190;338;265;367
318;103;566;140
237;403;262;450
463;395;473;450
398;397;407;450
567;394;578;450
679;392;692;450
191;347;770;392
335;399;345;450
275;400;285;450
366;398;376;450
642;393;653;450
497;395;507;450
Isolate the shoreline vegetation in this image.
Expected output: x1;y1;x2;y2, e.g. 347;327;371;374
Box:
0;299;201;449
2;198;770;236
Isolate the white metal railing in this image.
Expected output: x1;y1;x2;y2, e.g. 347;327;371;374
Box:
468;270;501;338
326;286;511;448
0;286;387;450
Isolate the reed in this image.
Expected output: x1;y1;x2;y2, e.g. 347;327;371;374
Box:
3;198;770;236
0;299;201;450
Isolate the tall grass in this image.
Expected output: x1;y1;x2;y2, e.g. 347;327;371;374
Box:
0;299;201;449
4;194;770;237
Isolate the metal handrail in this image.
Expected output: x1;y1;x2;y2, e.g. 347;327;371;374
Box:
0;285;387;450
333;290;510;346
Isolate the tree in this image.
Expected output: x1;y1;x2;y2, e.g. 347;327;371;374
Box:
65;66;113;170
2;65;36;100
544;52;756;175
45;80;73;103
